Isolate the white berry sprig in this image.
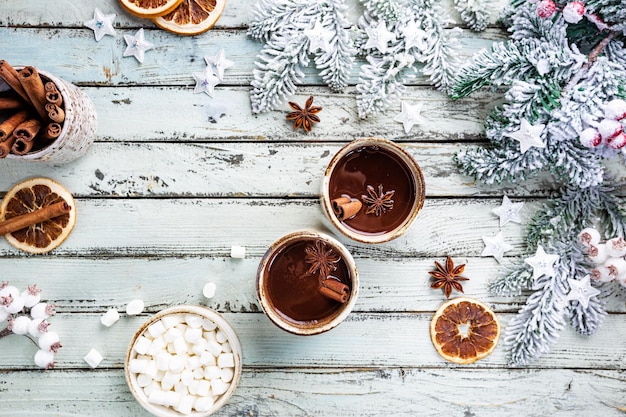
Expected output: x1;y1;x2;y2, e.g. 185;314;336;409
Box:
0;282;61;369
578;228;626;285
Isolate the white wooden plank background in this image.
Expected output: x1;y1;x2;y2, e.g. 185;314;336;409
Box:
0;0;624;416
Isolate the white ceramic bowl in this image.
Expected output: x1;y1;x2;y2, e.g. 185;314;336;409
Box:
125;305;242;417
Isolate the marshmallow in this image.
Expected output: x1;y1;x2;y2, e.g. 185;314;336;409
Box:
184;327;203;344
204;365;220;380
181;369;195;386
169;355;185;373
197;379;211;397
147;320;167;338
174;382;189;395
161;371;181;391
217;353;234;368
203;282;217;299
202;318;217;331
194;396;215;412
145;361;158;379
143;381;161;397
129;359;150;374
164;391;181;407
191;338;208;355
84;348;104;369
186;355;201;370
137;373;153;388
161;314;184;329
164;327;183;343
156;352;171;371
175;395;195;415
134;336;152;355
154;370;165;382
206;340;222;357
173;337;189;356
215;330;228;344
185;314;203;328
126;299;145;316
221;342;232;353
200;352;216;366
193;367;205;380
147;337;167;356
204;330;217;343
100;309;120;327
167;342;177;354
148;389;168;405
220;367;234;383
211;378;229;396
230;245;246;259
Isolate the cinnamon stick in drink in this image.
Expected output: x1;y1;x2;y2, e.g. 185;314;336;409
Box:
318;278;349;303
11;137;34;155
0;61;31;104
0;110;29;141
14;119;42;141
0;201;71;236
18;66;48;121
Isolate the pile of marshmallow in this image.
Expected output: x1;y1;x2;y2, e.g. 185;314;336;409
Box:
579;99;626;152
127;312;237;415
578;227;626;285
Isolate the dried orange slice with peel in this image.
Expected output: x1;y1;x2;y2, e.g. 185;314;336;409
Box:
430;297;500;364
153;0;226;35
0;178;76;254
119;0;184;18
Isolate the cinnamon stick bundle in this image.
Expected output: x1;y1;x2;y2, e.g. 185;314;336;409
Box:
18;66;48;121
319;278;350;303
11;137;34;155
0;201;71;236
331;196;362;221
14;118;42;141
0;60;31;104
0;110;29;141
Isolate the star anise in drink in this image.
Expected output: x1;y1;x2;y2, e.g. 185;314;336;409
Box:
429;256;469;298
362;184;395;216
286;95;322;132
304;240;340;279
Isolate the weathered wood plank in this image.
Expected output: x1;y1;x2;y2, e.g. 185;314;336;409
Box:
0;28;504;86
0;142;564;197
0;312;624;369
0;198;529;257
0;368;624;417
2;256;624;314
0;0;510;28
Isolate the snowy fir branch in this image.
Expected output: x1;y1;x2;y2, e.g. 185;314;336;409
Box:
453;0;495;31
452;0;626;364
356;0;460;118
248;0;355;113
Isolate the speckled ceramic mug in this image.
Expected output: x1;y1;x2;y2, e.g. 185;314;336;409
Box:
321;137;425;244
257;230;359;336
4;68;97;163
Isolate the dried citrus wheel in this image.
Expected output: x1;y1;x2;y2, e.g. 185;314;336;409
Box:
0;178;76;254
430;297;500;364
119;0;184;18
153;0;226;36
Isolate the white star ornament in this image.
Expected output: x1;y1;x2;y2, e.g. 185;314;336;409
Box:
492;195;524;227
505;118;546;153
364;20;396;54
204;49;234;81
402;20;429;52
192;70;221;97
481;231;514;263
524;245;560;280
566;275;601;309
304;20;335;54
394;101;426;134
123;28;154;63
84;8;116;42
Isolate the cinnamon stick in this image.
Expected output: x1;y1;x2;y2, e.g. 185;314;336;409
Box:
318;278;350;303
11;137;34;155
332;197;362;221
0;134;16;158
0;110;29;141
41;122;62;141
14;119;42;141
0;201;71;236
45;103;65;123
0;96;25;110
18;66;47;121
0;61;31;104
44;82;62;106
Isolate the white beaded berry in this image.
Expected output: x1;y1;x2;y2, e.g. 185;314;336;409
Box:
598;118;623;141
563;1;585;24
579;127;602;148
603;99;626;121
579;227;601;247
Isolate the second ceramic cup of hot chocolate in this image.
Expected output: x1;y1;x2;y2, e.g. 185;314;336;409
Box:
321;137;425;244
256;230;359;335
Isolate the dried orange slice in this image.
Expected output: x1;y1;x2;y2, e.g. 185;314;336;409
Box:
430;297;500;364
153;0;226;36
0;178;76;254
119;0;184;18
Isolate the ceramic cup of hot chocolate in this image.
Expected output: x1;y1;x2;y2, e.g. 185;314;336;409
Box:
256;230;358;335
321;137;425;244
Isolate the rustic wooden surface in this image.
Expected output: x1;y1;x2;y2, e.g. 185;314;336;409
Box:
1;1;625;416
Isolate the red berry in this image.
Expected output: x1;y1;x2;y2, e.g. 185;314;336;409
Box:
537;0;557;18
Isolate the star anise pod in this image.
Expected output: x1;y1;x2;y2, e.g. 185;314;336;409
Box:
304;240;340;279
286;95;322;132
429;256;469;298
361;184;395;216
